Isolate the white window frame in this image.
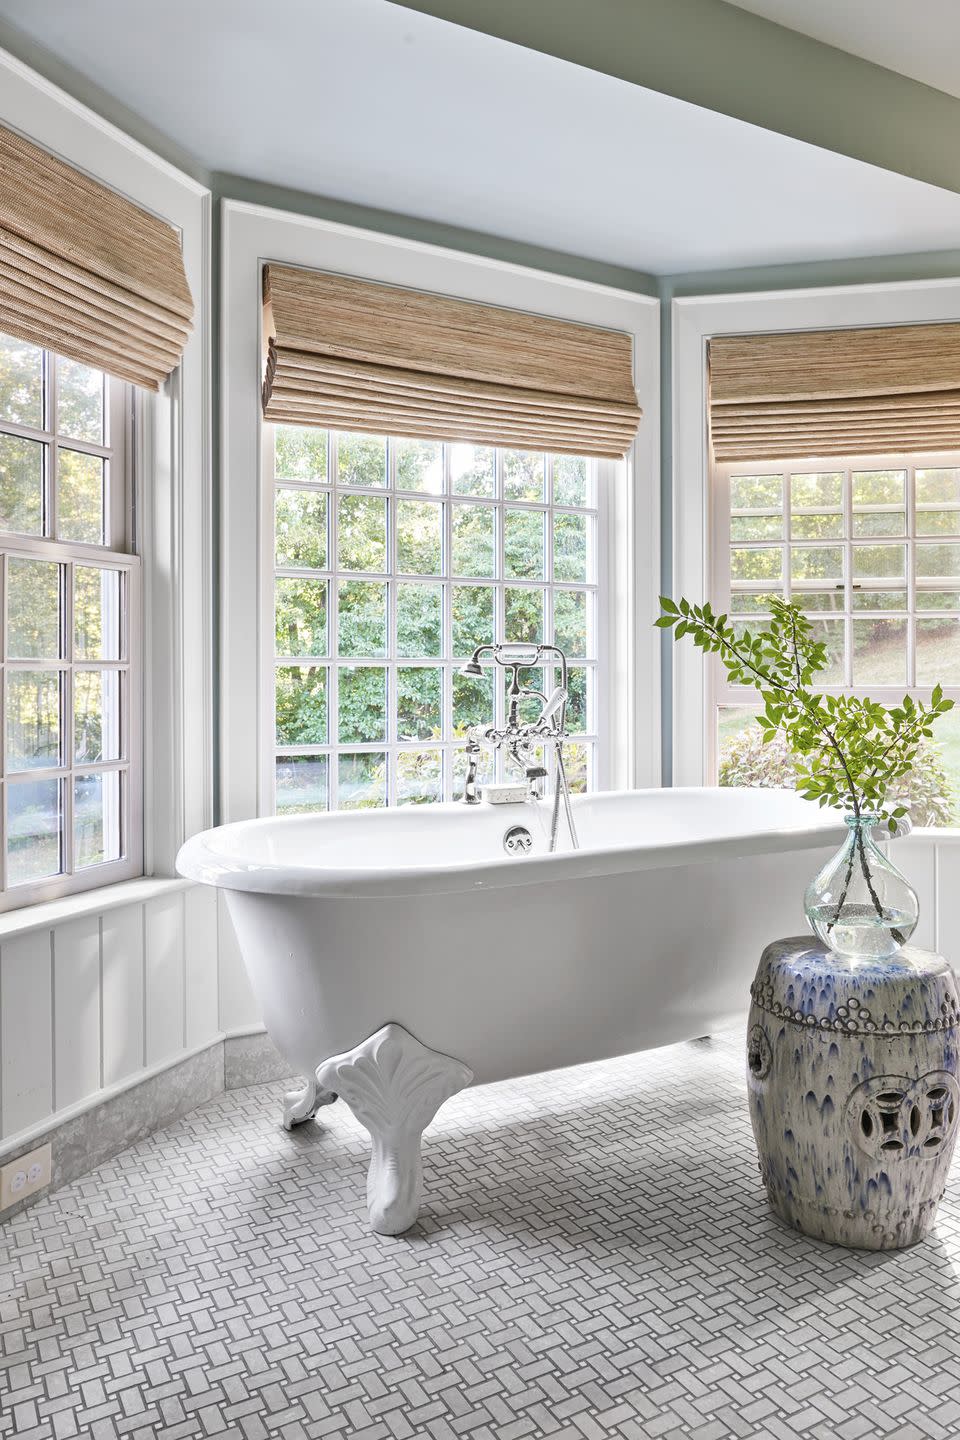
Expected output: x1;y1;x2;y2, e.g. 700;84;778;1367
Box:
710;448;960;781
266;428;607;810
0;47;213;906
0;354;142;908
671;280;960;807
221;202;660;824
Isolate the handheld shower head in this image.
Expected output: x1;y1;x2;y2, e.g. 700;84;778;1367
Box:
540;686;568;724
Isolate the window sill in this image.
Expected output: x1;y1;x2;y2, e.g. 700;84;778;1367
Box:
0;874;194;940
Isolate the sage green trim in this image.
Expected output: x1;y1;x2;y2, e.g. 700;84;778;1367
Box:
211;173;657;293
665;251;960;298
386;0;960;194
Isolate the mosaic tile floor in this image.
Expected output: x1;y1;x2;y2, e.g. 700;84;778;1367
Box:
3;1029;960;1440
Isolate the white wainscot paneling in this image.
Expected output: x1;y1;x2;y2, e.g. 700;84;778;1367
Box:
184;884;219;1049
937;843;960;964
101;904;145;1087
900;837;937;953
217;890;261;1032
53;916;101;1111
1;930;53;1137
145;892;185;1066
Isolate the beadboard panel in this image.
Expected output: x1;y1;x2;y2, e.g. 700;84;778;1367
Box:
936;844;960;961
184;884;219;1048
0;882;227;1147
1;930;53;1136
145;892;186;1066
101;904;145;1087
53;916;102;1111
900;837;937;954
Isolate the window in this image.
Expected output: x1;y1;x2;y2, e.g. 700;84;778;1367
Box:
268;427;601;811
713;454;960;824
0;332;141;907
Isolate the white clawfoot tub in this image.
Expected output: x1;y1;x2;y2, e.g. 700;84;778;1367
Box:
177;787;844;1234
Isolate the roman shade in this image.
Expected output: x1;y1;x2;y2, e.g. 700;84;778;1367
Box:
0;124;193;390
709;323;960;462
261;264;641;457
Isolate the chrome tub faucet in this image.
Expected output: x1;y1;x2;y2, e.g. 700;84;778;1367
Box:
458;642;579;851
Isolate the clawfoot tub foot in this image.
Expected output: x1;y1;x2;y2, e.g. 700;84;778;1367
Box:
317;1023;473;1235
282;1072;338;1130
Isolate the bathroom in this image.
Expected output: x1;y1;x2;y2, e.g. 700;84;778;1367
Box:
3;1;960;1435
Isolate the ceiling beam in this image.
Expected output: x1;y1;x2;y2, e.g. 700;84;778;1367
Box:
386;0;960;195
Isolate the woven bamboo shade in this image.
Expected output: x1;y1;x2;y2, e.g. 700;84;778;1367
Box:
709;323;960;461
261;264;641;457
0;125;193;390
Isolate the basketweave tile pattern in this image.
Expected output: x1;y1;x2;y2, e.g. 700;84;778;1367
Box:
3;1029;960;1440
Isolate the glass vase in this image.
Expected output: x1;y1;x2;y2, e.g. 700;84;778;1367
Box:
804;815;919;961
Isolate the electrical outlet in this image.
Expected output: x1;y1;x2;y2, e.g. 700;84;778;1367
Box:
0;1143;51;1210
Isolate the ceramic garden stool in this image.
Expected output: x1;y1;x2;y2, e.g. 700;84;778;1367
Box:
747;935;960;1250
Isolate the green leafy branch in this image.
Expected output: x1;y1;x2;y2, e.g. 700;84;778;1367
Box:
656;594;954;833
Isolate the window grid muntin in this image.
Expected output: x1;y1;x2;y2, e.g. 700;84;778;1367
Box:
724;461;960;688
0;337;138;906
272;430;600;810
0;357;125;552
0;546;135;889
714;453;960;781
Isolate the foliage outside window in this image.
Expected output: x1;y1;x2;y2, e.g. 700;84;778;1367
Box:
271;428;600;810
0;331;139;906
715;458;960;824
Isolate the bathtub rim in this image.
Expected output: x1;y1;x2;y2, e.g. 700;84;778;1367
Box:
177;787;848;900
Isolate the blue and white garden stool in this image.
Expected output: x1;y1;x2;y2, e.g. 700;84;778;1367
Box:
747;935;960;1250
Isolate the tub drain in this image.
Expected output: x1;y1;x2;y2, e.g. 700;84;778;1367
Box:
503;825;533;856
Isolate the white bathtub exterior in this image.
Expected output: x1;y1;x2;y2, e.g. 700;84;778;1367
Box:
178;788;846;1086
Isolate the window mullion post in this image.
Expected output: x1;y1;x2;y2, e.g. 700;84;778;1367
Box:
47;352;58;542
63;561;74;879
442;443;453;802
544;454;556;797
907;460;917;689
386;438;396;809
262;420;276;819
783;468;791;605
0;551;5;893
329;436;340;812
107;375;128;550
494;448;504;784
844;466;853;690
710;465;733;780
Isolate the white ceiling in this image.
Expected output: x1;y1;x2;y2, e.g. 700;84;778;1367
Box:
3;0;960;275
726;0;960;101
